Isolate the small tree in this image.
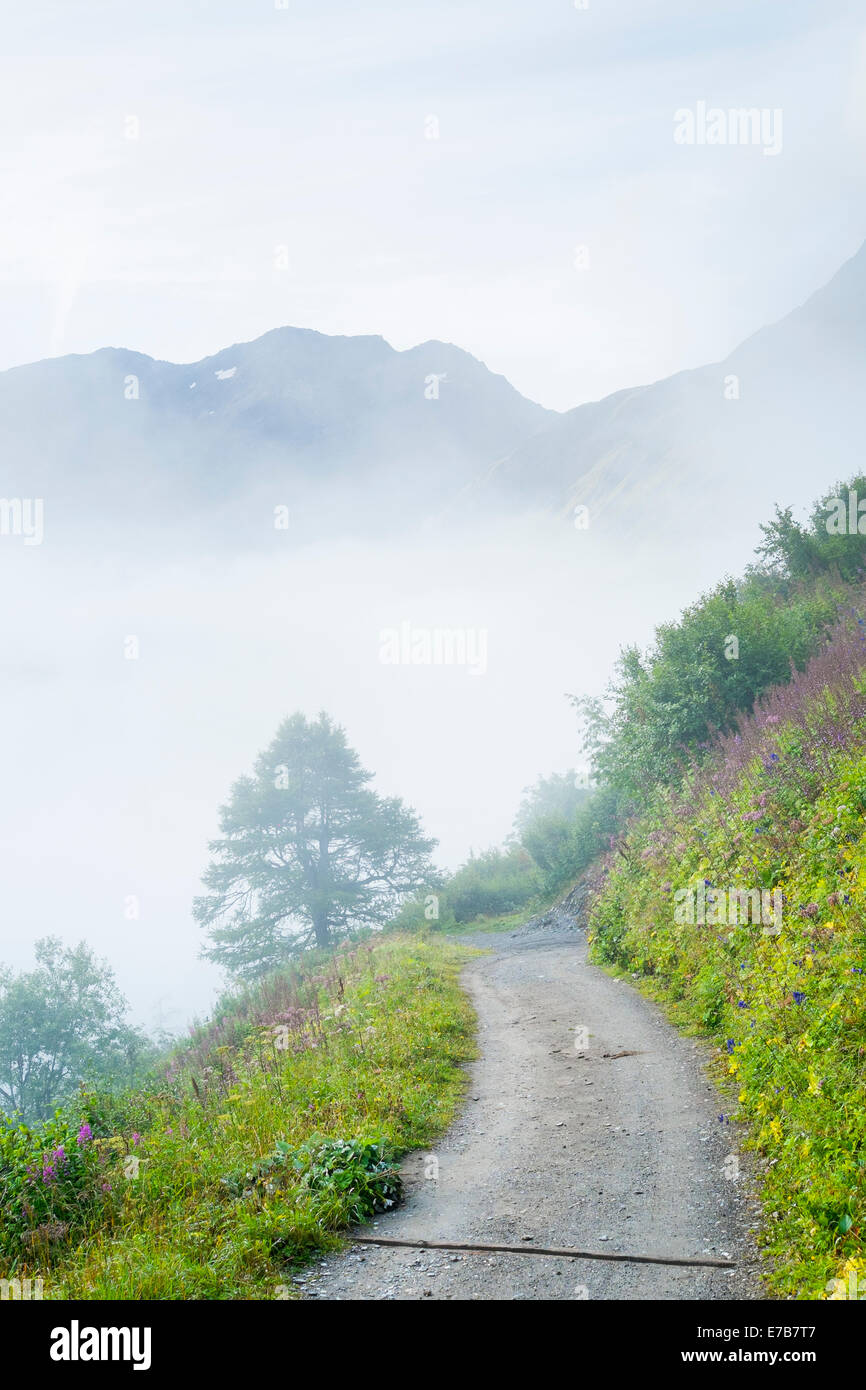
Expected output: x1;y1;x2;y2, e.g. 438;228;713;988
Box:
194;712;437;977
0;937;145;1123
513;771;592;839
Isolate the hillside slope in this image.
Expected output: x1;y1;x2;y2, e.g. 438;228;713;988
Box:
587;606;866;1298
0;936;475;1299
475;241;866;541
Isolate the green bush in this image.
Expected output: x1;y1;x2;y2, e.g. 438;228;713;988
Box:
446;846;539;922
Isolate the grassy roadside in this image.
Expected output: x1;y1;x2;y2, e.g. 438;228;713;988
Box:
586;642;866;1300
1;935;478;1300
440;909;530;936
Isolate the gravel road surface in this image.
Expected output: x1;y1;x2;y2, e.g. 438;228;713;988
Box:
299;920;763;1301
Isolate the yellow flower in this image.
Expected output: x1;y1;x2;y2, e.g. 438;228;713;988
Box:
769;1118;782;1142
807;1069;822;1097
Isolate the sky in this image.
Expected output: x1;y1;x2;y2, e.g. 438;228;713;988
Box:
1;0;864;409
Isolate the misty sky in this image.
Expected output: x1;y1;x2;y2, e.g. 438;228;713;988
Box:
1;0;864;409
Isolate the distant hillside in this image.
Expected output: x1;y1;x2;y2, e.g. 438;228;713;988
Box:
473;241;866;541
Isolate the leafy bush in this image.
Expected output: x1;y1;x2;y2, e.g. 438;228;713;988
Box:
292;1136;401;1223
758;472;866;582
572;573;840;800
0;1110;135;1264
446;846;539;922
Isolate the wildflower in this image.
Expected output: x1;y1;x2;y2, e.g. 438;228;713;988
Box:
101;1183;112;1194
792;991;806;1006
76;1123;92;1145
725;1039;735;1054
131;1132;141;1147
737;1000;749;1009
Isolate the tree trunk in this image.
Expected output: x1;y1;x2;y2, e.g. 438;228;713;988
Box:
311;907;330;949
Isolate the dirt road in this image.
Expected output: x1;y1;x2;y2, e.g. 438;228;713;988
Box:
301;920;762;1300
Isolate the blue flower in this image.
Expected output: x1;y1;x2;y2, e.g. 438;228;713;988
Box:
725;1039;735;1054
792;991;806;1006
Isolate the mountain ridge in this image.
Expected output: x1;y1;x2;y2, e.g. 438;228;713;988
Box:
1;242;864;546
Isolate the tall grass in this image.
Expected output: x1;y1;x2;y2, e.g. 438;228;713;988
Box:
0;935;476;1300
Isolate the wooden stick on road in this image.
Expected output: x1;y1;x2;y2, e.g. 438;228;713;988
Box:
350;1235;736;1269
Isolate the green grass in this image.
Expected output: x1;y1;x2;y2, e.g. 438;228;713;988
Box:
1;936;477;1300
588;738;866;1299
443;909;531;936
